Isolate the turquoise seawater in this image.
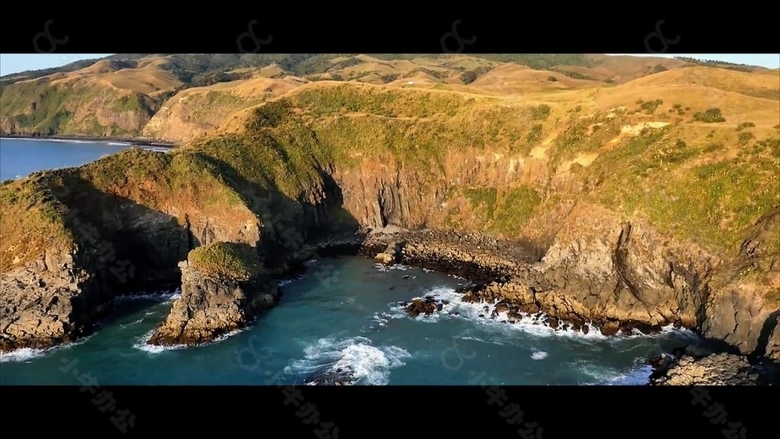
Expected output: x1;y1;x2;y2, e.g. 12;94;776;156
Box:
0;257;698;385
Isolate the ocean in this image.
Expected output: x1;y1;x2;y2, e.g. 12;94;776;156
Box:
0;138;699;385
0;137;169;181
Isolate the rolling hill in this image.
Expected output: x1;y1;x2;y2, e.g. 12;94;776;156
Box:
3;53;771;141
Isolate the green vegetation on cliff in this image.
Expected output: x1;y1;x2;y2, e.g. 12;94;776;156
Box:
0;79;158;136
0;178;74;272
188;242;261;280
187;83;780;266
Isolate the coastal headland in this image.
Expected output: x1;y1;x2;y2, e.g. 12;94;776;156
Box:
1;54;778;384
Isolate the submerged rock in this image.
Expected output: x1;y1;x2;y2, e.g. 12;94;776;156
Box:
147;242;278;347
304;367;356;386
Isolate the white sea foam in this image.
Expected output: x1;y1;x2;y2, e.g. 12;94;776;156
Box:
383;285;698;343
132;330;187;354
132;325;248;354
120;318;145;328
602;365;656;386
285;336;410;385
0;334;94;363
531;350;548;360
114;289;181;303
277;275;304;287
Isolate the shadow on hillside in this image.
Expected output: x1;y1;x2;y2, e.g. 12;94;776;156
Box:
194;154;362;273
751;310;780;361
51;172;200;295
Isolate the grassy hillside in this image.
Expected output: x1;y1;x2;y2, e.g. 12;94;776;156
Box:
0;58;180;136
2;53;743;141
194;68;778;259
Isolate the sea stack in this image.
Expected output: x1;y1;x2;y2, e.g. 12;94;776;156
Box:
148;242;278;346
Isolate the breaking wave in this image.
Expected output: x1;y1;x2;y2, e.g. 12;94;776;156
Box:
284;336;411;385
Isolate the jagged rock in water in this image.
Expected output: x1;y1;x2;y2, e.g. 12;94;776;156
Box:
405;296;445;317
148;243;278;346
304;367;356;386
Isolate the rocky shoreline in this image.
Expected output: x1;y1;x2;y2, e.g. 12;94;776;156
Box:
647;348;780;386
353;227;780;385
2;223;777;385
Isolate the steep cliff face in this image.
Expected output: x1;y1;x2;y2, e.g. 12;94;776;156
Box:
0;246;111;352
0;150;264;350
0;180;112;351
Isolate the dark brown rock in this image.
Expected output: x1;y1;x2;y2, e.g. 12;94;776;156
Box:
405;298;437;317
0;249;112;352
600;321;620;336
147;258;278;347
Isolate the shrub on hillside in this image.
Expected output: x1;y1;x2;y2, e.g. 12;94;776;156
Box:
738;132;755;145
736;122;755;131
526;124;543;143
460;71;478;84
639;99;663;114
529;104;551;120
693;108;726;123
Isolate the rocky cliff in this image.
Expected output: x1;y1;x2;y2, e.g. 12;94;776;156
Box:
1;74;778;368
148;242;279;346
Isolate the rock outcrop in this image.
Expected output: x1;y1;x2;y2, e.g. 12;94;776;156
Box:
647;352;780;386
767;318;780;361
651;353;759;385
0;248;112;352
147;243;279;346
374;241;401;265
404;296;444;317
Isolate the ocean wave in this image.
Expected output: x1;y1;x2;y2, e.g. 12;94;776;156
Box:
277;275;304;287
132;330;188;354
601;365;656;386
132;325;249;354
384;286;698;342
114;289;181;303
0;334;94;363
119;318;145;328
284;335;410;385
